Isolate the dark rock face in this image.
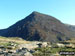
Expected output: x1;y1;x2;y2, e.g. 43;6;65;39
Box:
0;11;75;42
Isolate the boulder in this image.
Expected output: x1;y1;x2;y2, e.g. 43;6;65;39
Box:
24;52;33;56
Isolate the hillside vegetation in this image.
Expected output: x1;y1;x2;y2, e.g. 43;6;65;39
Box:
0;36;31;44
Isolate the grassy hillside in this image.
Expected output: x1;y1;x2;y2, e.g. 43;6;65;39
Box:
0;36;31;45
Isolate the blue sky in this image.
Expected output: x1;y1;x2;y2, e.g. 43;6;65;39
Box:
0;0;75;29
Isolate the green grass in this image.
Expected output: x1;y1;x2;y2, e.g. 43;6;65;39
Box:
33;47;75;56
0;36;24;40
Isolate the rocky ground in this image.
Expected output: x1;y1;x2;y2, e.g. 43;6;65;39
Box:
0;36;50;56
0;41;50;56
0;36;75;56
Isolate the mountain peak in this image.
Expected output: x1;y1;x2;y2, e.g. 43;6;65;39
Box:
31;11;54;18
32;11;39;14
31;11;42;16
0;11;74;42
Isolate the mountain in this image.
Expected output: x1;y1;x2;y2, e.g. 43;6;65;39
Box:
0;11;75;42
65;24;75;31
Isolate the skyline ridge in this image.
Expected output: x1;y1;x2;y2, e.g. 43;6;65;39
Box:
0;11;75;30
0;0;75;29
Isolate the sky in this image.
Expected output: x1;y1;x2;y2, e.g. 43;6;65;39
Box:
0;0;75;29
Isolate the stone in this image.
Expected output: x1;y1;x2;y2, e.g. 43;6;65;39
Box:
24;52;33;56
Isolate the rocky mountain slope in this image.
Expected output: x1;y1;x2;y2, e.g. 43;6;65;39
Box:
65;24;75;31
0;11;75;42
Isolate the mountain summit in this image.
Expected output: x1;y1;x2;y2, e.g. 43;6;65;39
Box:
0;11;75;42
